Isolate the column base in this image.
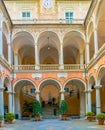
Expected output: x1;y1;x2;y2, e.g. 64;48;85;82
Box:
59;65;64;70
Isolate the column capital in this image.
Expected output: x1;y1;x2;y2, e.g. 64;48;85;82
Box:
35;90;40;94
84;89;92;93
60;90;65;93
7;91;15;94
95;85;102;89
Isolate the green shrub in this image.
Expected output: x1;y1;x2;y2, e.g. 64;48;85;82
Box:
33;100;42;116
96;113;105;120
86;112;94;116
59;100;68;115
5;113;15;120
0;115;2;121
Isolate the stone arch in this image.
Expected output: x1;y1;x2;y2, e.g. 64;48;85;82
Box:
12;31;35;65
2;21;10;41
38;78;62;91
64;30;85;42
12;31;34;42
13;78;36;91
95;0;105;27
63;30;85;64
87;21;94;42
96;65;105;85
38;31;60;64
64;78;86;90
3;76;11;91
88;75;95;90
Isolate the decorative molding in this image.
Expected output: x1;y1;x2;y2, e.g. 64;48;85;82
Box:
32;73;42;79
57;73;67;78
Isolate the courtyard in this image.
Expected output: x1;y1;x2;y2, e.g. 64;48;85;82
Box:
0;119;105;130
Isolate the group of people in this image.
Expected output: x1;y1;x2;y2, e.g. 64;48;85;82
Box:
42;97;56;107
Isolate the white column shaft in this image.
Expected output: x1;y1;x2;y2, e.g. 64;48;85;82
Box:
0;88;4;117
85;92;88;113
96;88;101;114
85;43;90;64
8;44;12;65
8;92;13;113
80;53;83;64
35;44;40;70
88;91;91;112
94;29;98;55
0;28;3;57
14;54;18;65
59;44;64;69
61;92;64;100
36;93;40;101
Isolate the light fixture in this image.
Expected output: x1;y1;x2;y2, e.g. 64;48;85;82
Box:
47;37;50;50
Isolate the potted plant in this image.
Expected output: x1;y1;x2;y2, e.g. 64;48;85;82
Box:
5;113;15;124
86;112;94;122
59;100;68;120
0;115;3;127
33;99;42;121
96;113;105;125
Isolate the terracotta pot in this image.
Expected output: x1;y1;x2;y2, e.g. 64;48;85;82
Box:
35;116;40;121
7;119;13;124
61;114;67;120
87;116;93;122
0;122;2;127
98;119;104;125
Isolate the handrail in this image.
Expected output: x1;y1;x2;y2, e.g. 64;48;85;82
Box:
13;64;85;71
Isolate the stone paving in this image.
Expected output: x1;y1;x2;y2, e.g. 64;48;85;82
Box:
0;118;105;130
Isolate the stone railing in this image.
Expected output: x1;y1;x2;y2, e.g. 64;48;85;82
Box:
12;18;84;25
13;64;85;71
88;43;105;69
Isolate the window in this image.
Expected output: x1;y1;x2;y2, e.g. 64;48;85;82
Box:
65;12;73;24
64;88;70;93
30;88;35;94
22;12;30;19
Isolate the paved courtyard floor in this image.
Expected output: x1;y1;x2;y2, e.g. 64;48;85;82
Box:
0;118;105;130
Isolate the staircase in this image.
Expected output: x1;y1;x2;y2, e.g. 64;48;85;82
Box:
42;104;59;119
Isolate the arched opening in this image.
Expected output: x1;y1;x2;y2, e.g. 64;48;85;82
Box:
39;79;61;118
63;31;85;64
13;31;35;65
38;31;60;64
14;79;36;119
89;76;96;114
97;67;105;113
4;77;10;114
2;21;9;61
64;79;86;117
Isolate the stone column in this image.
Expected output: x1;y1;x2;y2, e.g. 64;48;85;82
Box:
0;87;4;117
8;91;13;113
85;43;90;64
85;91;88;113
14;53;18;65
80;53;83;64
85;90;92;112
8;43;12;65
35;91;40;101
87;90;92;112
94;27;98;57
60;90;65;100
34;44;40;70
95;85;102;114
59;44;64;69
0;21;3;58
